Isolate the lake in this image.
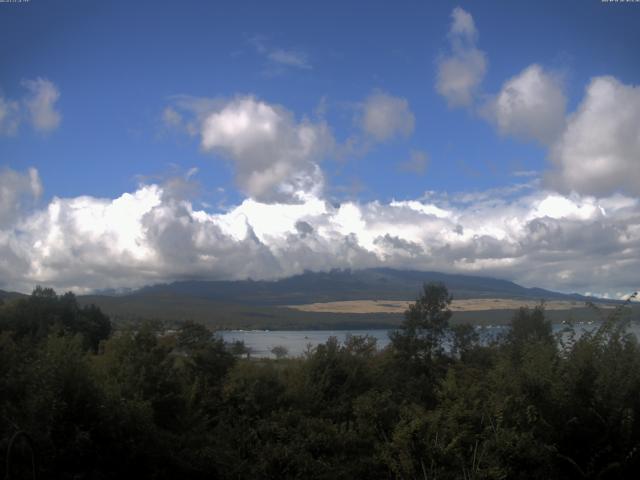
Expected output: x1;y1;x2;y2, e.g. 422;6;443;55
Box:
221;329;394;358
220;322;640;358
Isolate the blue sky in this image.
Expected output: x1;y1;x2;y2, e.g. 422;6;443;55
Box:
1;0;639;297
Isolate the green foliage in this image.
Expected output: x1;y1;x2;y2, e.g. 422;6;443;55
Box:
508;304;554;347
387;282;455;405
3;285;640;479
391;282;453;360
0;286;111;351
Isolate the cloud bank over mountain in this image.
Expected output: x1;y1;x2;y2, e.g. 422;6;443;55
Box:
1;167;638;299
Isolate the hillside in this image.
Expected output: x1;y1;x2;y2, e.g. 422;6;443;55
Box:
75;269;626;329
4;270;627;330
0;289;27;302
129;268;603;305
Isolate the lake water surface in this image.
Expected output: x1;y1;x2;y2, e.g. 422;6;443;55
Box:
221;329;393;358
220;322;640;358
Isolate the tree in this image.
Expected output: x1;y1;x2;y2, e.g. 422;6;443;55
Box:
390;282;453;362
387;282;453;404
229;339;250;357
0;287;111;351
176;320;213;352
271;345;289;359
451;323;479;361
508;304;553;350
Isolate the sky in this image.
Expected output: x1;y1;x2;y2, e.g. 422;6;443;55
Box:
1;0;639;298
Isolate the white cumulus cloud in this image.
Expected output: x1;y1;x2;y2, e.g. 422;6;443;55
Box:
450;6;477;39
360;91;415;141
0;96;21;136
0;167;42;227
171;95;334;203
547;76;640;196
21;78;62;133
485;64;566;145
436;7;487;108
0;78;62;135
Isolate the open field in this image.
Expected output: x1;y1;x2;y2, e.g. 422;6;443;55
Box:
287;298;617;314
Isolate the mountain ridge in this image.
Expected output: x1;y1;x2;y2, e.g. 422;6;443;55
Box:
1;269;616;306
126;268;610;305
4;270;626;329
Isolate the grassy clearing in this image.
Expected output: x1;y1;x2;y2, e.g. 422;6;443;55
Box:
287;298;617;314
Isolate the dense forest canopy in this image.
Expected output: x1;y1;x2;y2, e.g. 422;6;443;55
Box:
1;284;640;479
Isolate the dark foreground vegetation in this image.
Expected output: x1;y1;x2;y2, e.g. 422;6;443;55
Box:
2;285;640;479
